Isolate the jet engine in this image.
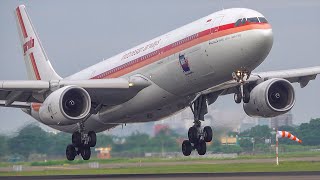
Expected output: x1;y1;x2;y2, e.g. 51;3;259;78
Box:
243;78;295;117
39;86;91;125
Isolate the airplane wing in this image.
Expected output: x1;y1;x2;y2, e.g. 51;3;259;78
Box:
201;66;320;98
0;75;151;108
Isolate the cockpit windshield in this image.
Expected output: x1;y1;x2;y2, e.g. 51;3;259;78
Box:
234;17;268;27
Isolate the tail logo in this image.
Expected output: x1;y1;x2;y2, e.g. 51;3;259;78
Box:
23;37;34;55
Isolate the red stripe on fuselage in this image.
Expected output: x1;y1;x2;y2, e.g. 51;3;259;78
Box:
92;22;271;79
16;7;28;39
29;53;41;80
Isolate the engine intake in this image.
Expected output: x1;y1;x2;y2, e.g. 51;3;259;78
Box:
39;86;91;125
243;78;295;117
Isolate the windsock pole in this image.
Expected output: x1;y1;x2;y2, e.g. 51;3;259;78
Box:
276;128;279;165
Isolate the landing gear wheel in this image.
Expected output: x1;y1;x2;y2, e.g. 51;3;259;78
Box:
81;147;91;160
234;93;242;104
88;131;96;147
66;144;76;161
182;140;192;156
72;132;82;147
203;126;213;142
243;89;250;103
188;126;199;143
197;140;207;155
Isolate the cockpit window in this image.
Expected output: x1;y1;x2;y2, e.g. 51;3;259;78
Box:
241;18;247;25
247;17;259;23
258;17;268;23
234;19;242;27
235;17;267;27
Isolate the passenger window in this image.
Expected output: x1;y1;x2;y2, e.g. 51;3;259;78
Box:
234;19;242;27
259;17;268;23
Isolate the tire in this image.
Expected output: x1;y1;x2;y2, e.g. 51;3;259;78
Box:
72;132;82;147
88;131;97;147
81;147;91;160
182;140;192;156
243;89;250;103
234;93;242;104
188;126;199;143
203;126;213;142
197;140;206;155
66;144;76;161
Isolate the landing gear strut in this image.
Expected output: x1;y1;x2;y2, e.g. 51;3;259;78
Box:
232;69;251;104
182;95;213;156
66;122;97;161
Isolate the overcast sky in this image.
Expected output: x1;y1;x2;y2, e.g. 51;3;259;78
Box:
1;0;320;134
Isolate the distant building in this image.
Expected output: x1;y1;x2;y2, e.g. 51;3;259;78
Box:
95;146;112;159
270;112;293;129
220;136;238;145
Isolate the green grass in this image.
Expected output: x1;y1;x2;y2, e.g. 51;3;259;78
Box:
238;151;320;159
1;161;320;176
0;150;318;168
25;150;320;167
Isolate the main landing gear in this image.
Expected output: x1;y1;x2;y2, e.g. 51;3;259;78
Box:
66;123;97;161
232;69;251;104
182;95;213;156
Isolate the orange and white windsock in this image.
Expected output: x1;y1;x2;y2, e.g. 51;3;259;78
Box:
276;131;302;144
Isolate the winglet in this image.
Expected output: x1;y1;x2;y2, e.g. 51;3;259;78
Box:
15;5;62;80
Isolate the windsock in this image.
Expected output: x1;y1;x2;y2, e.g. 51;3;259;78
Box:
277;131;302;144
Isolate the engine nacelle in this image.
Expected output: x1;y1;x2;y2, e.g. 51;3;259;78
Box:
39;86;91;125
243;78;295;117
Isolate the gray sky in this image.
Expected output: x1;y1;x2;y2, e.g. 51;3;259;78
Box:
1;0;320;134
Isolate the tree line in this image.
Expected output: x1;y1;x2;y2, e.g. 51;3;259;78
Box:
0;118;319;161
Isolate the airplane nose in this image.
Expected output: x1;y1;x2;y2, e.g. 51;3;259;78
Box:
257;27;273;60
261;28;273;48
244;27;273;70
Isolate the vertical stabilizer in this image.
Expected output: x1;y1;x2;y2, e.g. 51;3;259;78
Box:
15;5;61;80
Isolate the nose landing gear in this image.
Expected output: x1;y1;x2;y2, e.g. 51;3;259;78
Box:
182;95;213;156
232;69;251;104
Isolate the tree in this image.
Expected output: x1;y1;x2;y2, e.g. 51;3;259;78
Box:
96;133;114;148
46;132;69;156
298;118;320;145
149;129;180;152
238;138;253;151
8;124;50;158
0;135;8;158
240;125;271;144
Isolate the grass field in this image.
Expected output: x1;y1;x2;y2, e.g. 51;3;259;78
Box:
0;161;320;176
1;151;320;176
8;150;320;167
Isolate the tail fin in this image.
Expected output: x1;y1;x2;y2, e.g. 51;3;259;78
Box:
15;5;61;80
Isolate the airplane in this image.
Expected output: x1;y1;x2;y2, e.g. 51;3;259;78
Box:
2;4;320;161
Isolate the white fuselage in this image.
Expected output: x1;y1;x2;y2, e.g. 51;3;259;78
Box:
48;8;273;133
